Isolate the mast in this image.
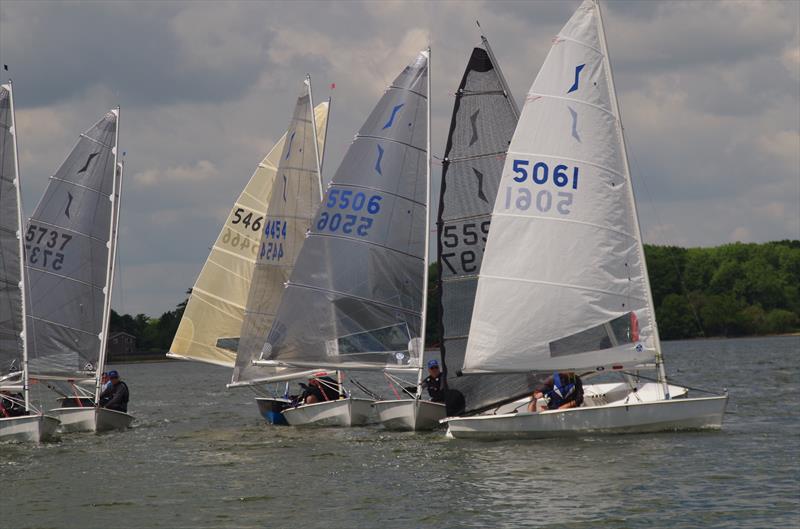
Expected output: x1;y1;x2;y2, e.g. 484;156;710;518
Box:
415;47;432;400
320;96;332;172
594;0;669;398
94;107;121;404
7;81;30;412
477;22;520;119
306;75;324;198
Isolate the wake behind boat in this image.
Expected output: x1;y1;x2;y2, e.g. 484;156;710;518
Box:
444;0;727;440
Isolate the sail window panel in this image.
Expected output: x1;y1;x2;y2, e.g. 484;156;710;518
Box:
466;276;654;372
357;88;427;150
549;311;636;357
291;236;424;313
440;156;505;222
440;277;477;338
330;138;427;206
265;284;421;367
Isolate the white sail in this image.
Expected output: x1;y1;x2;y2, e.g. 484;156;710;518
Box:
463;0;658;374
231;85;328;385
24;109;119;378
169;102;330;368
0;83;27;395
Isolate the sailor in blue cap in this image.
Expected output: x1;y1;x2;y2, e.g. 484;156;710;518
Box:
420;359;446;403
98;370;130;413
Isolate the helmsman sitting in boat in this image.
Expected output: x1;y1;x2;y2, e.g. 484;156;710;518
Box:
297;376;341;404
0;391;27;418
527;372;584;412
421;360;446;403
98;370;130;413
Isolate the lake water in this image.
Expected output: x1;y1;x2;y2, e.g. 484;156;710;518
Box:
3;335;799;529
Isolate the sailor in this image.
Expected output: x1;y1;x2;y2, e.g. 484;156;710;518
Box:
421;359;446;403
299;376;340;404
528;371;583;412
98;370;129;413
0;391;27;417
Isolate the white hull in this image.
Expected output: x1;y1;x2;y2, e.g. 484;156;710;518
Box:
373;399;447;431
0;414;60;443
282;398;375;427
444;384;727;440
48;407;134;433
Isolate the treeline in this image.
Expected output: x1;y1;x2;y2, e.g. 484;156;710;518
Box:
111;241;799;351
645;240;799;339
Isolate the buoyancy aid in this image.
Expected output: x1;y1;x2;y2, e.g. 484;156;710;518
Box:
546;372;576;409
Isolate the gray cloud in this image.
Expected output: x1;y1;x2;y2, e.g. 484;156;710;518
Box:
1;0;797;316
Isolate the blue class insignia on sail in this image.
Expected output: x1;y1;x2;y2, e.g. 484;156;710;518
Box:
382;104;404;129
568;106;580;142
568;64;586;93
375;144;385;175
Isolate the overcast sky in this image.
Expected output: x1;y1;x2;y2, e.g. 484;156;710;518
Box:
1;0;798;316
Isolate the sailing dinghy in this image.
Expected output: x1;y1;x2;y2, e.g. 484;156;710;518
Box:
226;78;340;424
0;82;60;443
254;51;431;427
24;107;133;433
167;79;330;424
443;0;727;440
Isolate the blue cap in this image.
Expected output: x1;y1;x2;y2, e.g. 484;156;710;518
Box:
427;359;439;369
108;370;119;378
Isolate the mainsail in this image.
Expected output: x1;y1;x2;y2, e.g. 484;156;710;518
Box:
436;43;539;412
463;0;658;374
231;84;329;385
0;83;25;381
169;101;330;368
24;109;119;378
260;51;429;372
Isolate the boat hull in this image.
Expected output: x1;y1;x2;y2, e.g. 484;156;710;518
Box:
0;414;60;443
48;407;134;433
255;397;290;425
444;394;728;440
282;398;375;427
373;399;447;431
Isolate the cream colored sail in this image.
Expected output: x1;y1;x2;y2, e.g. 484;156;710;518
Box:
168;102;330;367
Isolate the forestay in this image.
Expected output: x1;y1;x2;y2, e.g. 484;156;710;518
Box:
170;102;329;368
0;84;24;376
24;110;118;378
231;87;327;385
436;44;539;411
261;51;429;371
463;0;657;374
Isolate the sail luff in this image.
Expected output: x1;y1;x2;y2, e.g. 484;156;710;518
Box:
415;47;432;397
479;34;520;119
4;82;30;410
306;75;324;197
593;0;668;397
94;107;120;402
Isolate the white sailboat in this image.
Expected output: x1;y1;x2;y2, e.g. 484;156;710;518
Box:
0;82;60;443
167;80;330;424
254;50;432;427
443;0;727;440
23;106;133;433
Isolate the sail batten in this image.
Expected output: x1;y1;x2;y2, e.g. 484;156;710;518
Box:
169;101;329;369
262;51;429;371
463;0;657;374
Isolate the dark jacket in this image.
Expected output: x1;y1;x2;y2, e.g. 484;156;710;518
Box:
422;374;446;403
99;381;129;412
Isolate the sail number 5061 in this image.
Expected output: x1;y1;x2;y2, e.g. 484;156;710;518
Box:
512;160;579;189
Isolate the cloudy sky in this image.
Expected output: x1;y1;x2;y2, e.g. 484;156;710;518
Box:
1;0;798;316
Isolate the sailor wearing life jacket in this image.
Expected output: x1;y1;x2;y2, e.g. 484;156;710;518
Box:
528;372;584;412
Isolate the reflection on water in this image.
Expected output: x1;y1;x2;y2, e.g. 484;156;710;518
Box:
2;336;798;529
